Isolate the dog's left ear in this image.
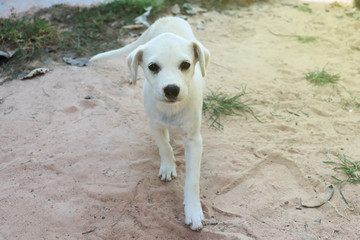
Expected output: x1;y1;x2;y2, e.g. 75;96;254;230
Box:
126;46;144;84
192;41;210;77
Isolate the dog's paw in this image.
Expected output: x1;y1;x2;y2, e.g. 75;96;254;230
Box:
158;164;177;181
184;202;204;231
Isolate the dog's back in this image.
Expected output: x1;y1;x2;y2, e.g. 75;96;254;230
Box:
146;17;196;41
90;17;195;62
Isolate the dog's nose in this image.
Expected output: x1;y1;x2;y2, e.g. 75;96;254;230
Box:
164;84;180;100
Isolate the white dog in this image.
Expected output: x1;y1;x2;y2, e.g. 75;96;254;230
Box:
90;17;210;231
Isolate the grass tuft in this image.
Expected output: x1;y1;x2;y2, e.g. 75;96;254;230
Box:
294;35;318;43
297;5;312;13
304;65;340;85
202;86;260;130
324;155;360;206
342;95;360;110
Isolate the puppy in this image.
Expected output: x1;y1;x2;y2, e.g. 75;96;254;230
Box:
90;17;210;231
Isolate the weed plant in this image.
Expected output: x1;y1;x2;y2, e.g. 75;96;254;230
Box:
324;155;360;206
304;66;340;85
297;5;312;13
294;35;317;43
196;0;268;9
202;87;260;130
342;95;360;110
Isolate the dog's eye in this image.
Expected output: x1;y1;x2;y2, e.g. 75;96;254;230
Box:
180;61;191;71
148;63;160;73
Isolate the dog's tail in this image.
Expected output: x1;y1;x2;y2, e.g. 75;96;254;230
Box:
89;31;149;62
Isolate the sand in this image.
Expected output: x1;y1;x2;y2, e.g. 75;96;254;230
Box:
1;0;360;239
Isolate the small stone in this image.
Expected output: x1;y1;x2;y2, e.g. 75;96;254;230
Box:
171;4;181;15
84;95;94;100
183;3;197;15
314;219;321;224
196;23;205;30
186;9;197;15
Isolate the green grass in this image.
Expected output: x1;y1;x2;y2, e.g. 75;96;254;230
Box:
41;0;164;54
345;7;360;19
202;87;260;130
297;5;312;13
0;13;55;51
193;0;268;9
342;95;360;110
294;35;318;43
267;29;318;43
304;66;340;85
0;12;57;78
324;155;360;206
0;0;165;81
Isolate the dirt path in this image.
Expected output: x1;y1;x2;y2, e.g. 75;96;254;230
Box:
1;1;360;239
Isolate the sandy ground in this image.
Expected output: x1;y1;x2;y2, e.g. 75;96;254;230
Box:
1;0;360;239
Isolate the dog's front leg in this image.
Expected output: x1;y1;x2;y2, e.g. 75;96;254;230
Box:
149;122;177;181
183;132;204;231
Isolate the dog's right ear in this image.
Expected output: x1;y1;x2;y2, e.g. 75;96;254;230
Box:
126;46;144;84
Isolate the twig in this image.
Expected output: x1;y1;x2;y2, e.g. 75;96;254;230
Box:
42;87;51;97
74;115;89;123
327;201;350;221
82;227;96;235
212;62;232;72
0;92;14;104
211;206;242;218
252;215;272;227
267;28;335;45
203;219;219;226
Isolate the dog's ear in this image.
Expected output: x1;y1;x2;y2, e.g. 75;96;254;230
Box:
126;46;144;84
192;41;210;77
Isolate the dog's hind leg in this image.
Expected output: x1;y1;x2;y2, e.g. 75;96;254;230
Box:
149;123;177;181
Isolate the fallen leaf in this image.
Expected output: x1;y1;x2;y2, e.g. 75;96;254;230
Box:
135;6;152;27
121;24;144;30
301;185;334;208
171;4;181;15
63;57;89;67
0;49;17;62
19;68;49;80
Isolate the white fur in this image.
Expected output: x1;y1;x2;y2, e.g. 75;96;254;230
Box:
90;17;210;231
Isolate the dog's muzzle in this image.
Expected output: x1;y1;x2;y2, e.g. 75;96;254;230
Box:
164;84;180;102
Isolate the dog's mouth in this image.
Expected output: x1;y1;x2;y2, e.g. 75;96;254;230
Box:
161;96;181;103
165;98;178;103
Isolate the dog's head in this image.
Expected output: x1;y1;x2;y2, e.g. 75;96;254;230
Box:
127;33;210;103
